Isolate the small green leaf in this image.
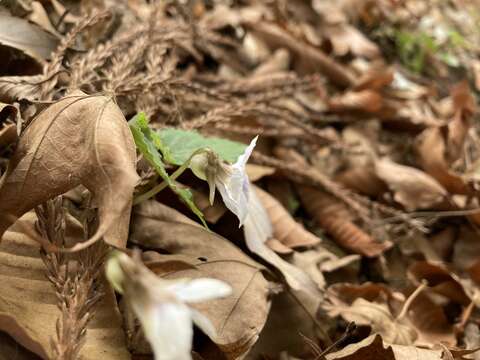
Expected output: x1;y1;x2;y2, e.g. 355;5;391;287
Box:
129;113;207;227
129;113;170;182
158;128;247;165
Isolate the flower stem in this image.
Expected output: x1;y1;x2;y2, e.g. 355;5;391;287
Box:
133;148;208;205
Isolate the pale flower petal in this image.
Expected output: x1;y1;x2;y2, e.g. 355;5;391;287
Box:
243;187;320;295
215;136;258;225
135;302;193;360
166;278;232;303
234;135;258;168
190;309;217;339
216;177;250;225
106;253;233;360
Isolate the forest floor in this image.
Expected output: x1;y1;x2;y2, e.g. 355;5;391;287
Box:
1;1;480;359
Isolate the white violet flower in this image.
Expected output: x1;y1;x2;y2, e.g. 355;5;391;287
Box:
190;136;258;226
106;251;232;360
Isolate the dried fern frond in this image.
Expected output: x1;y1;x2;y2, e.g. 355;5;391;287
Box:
36;199;106;360
41;11;111;100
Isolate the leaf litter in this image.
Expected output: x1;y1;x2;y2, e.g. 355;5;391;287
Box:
1;0;480;359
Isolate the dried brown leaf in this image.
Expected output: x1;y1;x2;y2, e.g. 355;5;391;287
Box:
408;261;470;305
326;334;449;360
0;332;42;360
247;292;318;359
255;186;321;249
415;127;469;194
299;186;391;257
324;24;380;59
335;166;387;197
0;213;130;359
191;187;227;224
0;102;17;124
252;48;291;76
0;13;58;64
0;123;17;150
0;91;139;251
246;164;275;182
448;81;475;163
130;200;272;359
405;290;456;347
290;249;359;292
326;334;395;360
328;90;383;113
325;297;417;345
243;188;320;294
265;238;293;254
27;1;61;37
374;158;447;211
247;21;354;87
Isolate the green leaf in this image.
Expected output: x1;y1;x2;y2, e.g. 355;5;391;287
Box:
129;113;207;227
158;128;247;165
129;113;170;181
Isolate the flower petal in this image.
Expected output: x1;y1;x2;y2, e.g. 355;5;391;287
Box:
215;136;258;225
243;187;319;295
105;252;126;294
190;309;217;339
216;176;250;226
133;301;194;360
234;136;258;169
167;278;232;303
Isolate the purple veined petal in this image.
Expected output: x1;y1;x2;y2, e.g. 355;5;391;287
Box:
133;301;193;360
166;278;232;303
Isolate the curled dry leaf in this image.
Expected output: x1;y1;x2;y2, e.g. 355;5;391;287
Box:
326;334;450;360
353;68;394;91
404;290;456;347
246;21;354;87
374;158;447;211
0;102;17;123
299;186;391;257
291;250;360;290
408;261;470;305
0;91;139;250
0;213;130;359
190;187;227;224
246;163;275;182
0;102;18;149
0;13;59;64
0;332;41;360
255;185;321;249
324;24;380;59
415;126;469;195
448;82;475;162
0;123;17;150
247;292;319;359
325;297;417;345
243;187;320;294
335;166;387;197
27;1;61;37
252;48;291;76
265;238;293;254
129;200;271;359
326;334;395;360
328;90;383;113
